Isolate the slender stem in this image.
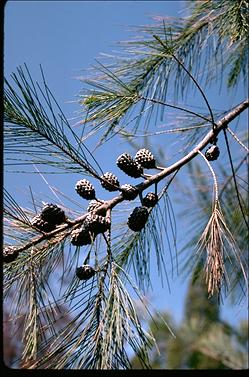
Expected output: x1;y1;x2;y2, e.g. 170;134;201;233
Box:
198;151;219;209
135;99;249;191
6;99;249;255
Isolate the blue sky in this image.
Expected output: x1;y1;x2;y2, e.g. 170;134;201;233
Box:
4;0;247;331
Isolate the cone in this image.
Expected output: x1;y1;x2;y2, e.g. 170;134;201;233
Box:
134;148;156;169
75;179;95;200
101;172;120;192
40;203;66;225
116;153;143;178
87;200;106;215
3;246;19;263
31;215;56;232
76;265;96;280
84;214;111;235
205;145;220;161
71;226;94;246
142;192;158;208
127;206;149;231
121;184;139;201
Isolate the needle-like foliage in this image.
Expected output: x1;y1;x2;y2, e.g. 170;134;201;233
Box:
4;64;102;177
77;0;248;145
177;158;248;302
3;0;248;369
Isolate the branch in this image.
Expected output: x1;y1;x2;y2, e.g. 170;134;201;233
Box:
7;99;249;255
4;65;102;178
135;99;249;190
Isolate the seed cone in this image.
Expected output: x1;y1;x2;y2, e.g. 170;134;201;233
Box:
84;214;111;235
101;172;120;192
31;215;56;232
40;203;66;225
87;200;106;215
127;206;149;232
134;148;156;169
121;184;139;201
76;265;96;280
3;246;19;263
116;153;143;178
71;226;94;246
205;145;220;161
75;179;95;200
142;192;158;208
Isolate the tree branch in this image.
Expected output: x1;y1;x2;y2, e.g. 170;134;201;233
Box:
7;99;248;256
135;99;249;190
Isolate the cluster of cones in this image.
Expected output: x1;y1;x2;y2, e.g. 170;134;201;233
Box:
4;145;219;280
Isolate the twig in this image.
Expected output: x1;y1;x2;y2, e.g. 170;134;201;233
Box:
198;151;219;208
6;99;249;255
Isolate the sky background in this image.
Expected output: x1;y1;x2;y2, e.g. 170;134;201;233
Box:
4;0;247;331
